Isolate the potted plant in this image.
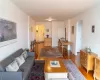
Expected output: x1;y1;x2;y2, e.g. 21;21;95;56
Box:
46;34;49;38
46;29;49;38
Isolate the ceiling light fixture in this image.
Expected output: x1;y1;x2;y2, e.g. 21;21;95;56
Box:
45;17;56;21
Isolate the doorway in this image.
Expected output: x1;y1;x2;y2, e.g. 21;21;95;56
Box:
76;20;83;55
35;24;45;42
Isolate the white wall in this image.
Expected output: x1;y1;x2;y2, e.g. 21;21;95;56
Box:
28;17;35;48
36;22;52;38
28;17;36;41
65;20;71;50
69;5;100;56
0;0;29;61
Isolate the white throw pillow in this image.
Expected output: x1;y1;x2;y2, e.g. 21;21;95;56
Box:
22;51;28;59
15;55;25;66
6;60;19;72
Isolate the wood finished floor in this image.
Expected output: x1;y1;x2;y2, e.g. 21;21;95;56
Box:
36;47;94;80
69;53;94;80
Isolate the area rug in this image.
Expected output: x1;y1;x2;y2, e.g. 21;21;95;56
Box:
63;60;86;80
40;47;63;58
29;61;45;80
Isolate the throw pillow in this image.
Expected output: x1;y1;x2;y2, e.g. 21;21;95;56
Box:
22;51;28;59
6;60;19;72
15;55;25;66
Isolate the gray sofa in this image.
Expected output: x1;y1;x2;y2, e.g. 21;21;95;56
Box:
0;49;35;80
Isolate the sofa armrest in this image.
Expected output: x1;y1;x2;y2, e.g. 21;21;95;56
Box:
27;52;35;57
1;72;22;80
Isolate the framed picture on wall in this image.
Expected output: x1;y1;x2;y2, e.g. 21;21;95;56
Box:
46;29;49;32
92;25;95;33
0;18;17;47
72;26;74;34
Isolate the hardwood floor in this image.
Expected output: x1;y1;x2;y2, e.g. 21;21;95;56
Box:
69;53;94;80
79;67;94;80
35;47;94;80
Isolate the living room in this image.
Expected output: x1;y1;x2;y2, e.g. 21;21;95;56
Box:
0;0;100;80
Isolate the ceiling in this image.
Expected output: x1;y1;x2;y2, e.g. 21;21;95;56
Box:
12;0;100;21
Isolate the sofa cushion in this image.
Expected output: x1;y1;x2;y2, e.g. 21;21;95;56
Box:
22;51;28;59
6;60;19;72
27;52;35;57
18;56;34;80
15;55;25;67
11;49;24;58
0;49;24;72
19;57;34;71
21;67;31;80
26;56;34;61
0;56;13;72
20;60;33;69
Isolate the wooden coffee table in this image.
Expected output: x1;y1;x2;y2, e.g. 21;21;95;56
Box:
44;59;68;80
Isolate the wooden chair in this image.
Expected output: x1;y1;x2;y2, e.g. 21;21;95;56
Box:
94;57;100;80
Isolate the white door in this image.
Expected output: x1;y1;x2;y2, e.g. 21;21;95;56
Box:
58;27;65;39
52;21;65;47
